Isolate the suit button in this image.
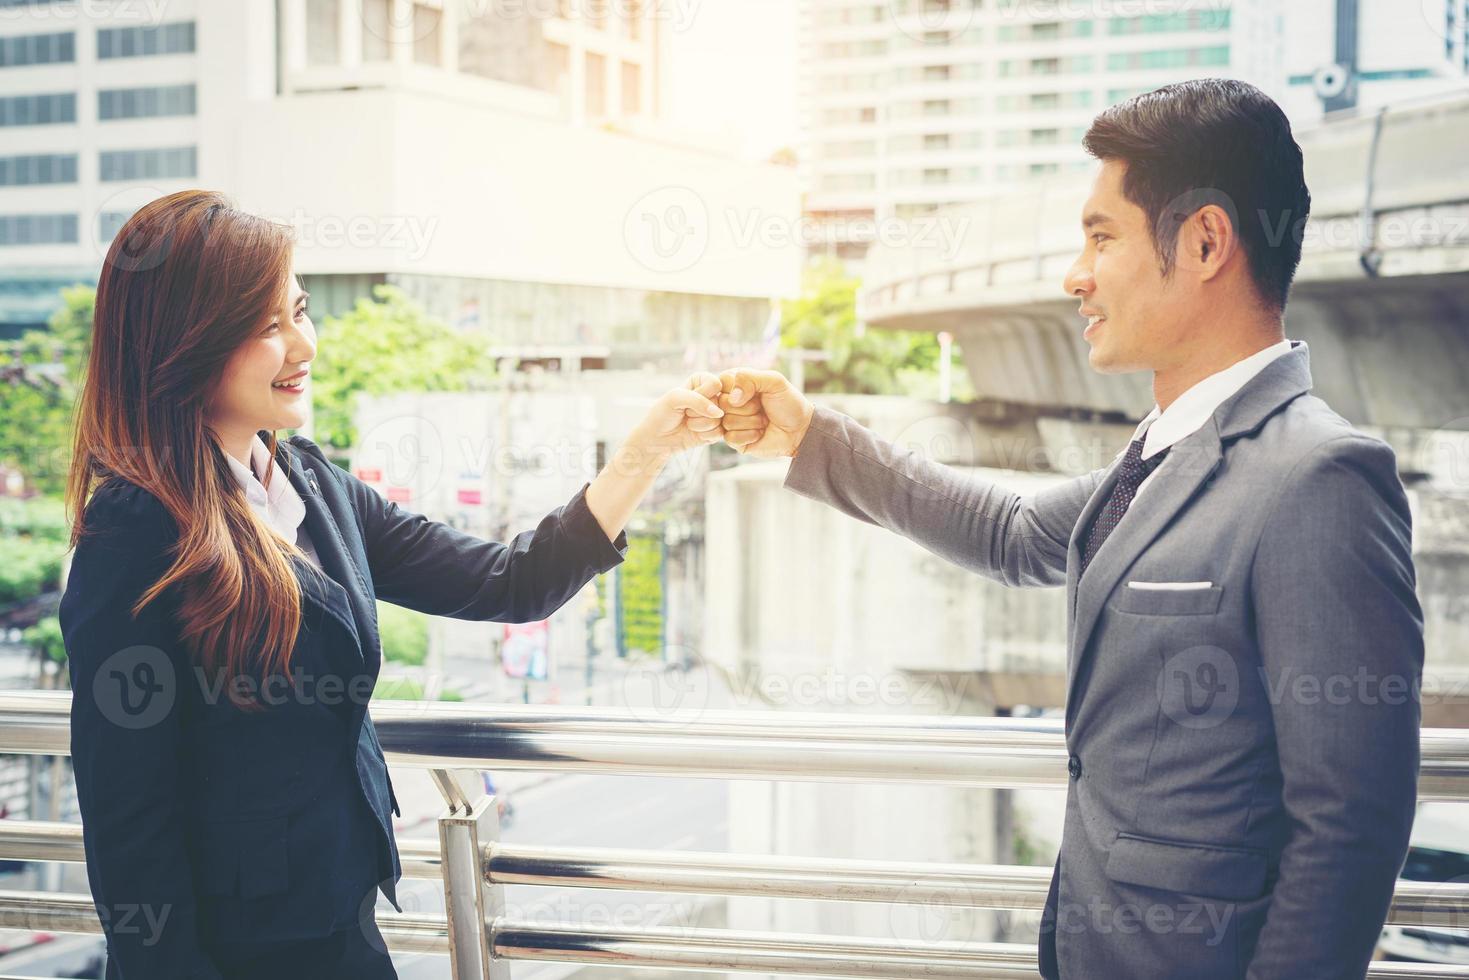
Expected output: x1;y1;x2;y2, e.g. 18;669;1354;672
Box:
1067;755;1082;780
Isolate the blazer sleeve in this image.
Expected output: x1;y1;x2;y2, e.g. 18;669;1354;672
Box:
59;483;224;979
322;449;628;623
783;406;1104;588
1245;434;1423;979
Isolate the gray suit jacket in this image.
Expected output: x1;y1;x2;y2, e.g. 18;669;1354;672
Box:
784;341;1423;979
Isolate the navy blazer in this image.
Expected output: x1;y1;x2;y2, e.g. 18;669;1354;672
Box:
59;431;627;978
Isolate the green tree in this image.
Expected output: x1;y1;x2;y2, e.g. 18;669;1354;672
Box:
0;286;93;496
377;599;429;666
310;284;496;453
780;259;971;400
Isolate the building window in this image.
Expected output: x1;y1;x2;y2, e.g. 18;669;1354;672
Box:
1108;45;1230;71
1109;10;1231;34
585;52;606;117
414;3;441;65
621;62;641;116
98;210;137;241
546;41;570;96
0;154;77;186
626;0;642;40
587;0;608;31
306;0;340;66
0;92;75;127
99;83;197;121
0;31;74;67
0;213;78;246
363;0;391;61
99;146;197;182
97;22;194;59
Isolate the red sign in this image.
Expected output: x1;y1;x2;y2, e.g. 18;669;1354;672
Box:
386;486;412;503
355;468;382;482
502;621;549;681
457;488;483;505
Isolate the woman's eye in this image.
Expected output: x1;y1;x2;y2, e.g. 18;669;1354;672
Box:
263;322;280;334
295;306;309;321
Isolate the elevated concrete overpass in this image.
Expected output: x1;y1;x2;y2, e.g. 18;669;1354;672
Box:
859;92;1469;429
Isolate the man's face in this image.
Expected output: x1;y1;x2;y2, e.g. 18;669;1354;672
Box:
1063;160;1192;374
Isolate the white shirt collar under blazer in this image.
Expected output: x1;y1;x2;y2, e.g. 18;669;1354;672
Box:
222;433;308;544
1131;338;1295;461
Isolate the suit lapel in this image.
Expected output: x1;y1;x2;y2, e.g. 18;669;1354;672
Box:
266;435;364;662
1064;425;1223;728
1061;341;1316;731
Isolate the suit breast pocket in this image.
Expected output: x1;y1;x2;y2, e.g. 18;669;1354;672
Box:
1113;583;1224;616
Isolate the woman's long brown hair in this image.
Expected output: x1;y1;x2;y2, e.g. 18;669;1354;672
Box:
65;189;321;711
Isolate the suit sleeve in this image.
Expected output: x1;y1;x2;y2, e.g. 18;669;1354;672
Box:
783;406;1104;587
60;484;224;979
1245;435;1423;979
331;456;628;623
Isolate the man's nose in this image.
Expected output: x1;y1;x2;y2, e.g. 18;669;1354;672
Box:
1063;256;1093;297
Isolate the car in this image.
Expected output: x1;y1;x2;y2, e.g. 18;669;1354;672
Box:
1378;802;1469;965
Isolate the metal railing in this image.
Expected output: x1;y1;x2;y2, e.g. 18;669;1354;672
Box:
0;691;1466;979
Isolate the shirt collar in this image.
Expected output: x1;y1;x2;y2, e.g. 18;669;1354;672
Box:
223;434;307;538
1133;339;1295;460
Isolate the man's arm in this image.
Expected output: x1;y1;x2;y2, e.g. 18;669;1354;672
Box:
784;405;1103;588
1245;435;1423;978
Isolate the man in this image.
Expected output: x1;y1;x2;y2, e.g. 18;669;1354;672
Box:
716;79;1423;979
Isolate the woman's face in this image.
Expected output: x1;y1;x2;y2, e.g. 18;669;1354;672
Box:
209;275;317;447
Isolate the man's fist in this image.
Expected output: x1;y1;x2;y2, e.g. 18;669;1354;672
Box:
716;368;816;458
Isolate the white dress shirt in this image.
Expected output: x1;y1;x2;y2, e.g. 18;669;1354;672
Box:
1128;338;1296;506
223;434;323;570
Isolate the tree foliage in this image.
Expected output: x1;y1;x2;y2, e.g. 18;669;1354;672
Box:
310;284;496;452
780;259;972;400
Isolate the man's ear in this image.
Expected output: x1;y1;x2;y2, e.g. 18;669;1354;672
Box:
1180;205;1237;283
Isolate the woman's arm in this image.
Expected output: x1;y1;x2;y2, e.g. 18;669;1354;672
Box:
326;374;725;624
583;372;725;541
60;483;225;979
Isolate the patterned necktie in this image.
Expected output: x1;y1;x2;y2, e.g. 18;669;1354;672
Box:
1079;438;1167;577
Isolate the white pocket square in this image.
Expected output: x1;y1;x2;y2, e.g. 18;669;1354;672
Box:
1126;581;1214;591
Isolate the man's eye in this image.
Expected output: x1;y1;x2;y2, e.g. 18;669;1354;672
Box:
1092;233;1109;245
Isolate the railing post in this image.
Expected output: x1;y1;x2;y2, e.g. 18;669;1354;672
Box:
432;768;510;980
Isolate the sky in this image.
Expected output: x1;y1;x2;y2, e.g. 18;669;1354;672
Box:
664;0;800;162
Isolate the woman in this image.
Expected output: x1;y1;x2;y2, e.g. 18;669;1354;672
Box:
58;189;727;978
